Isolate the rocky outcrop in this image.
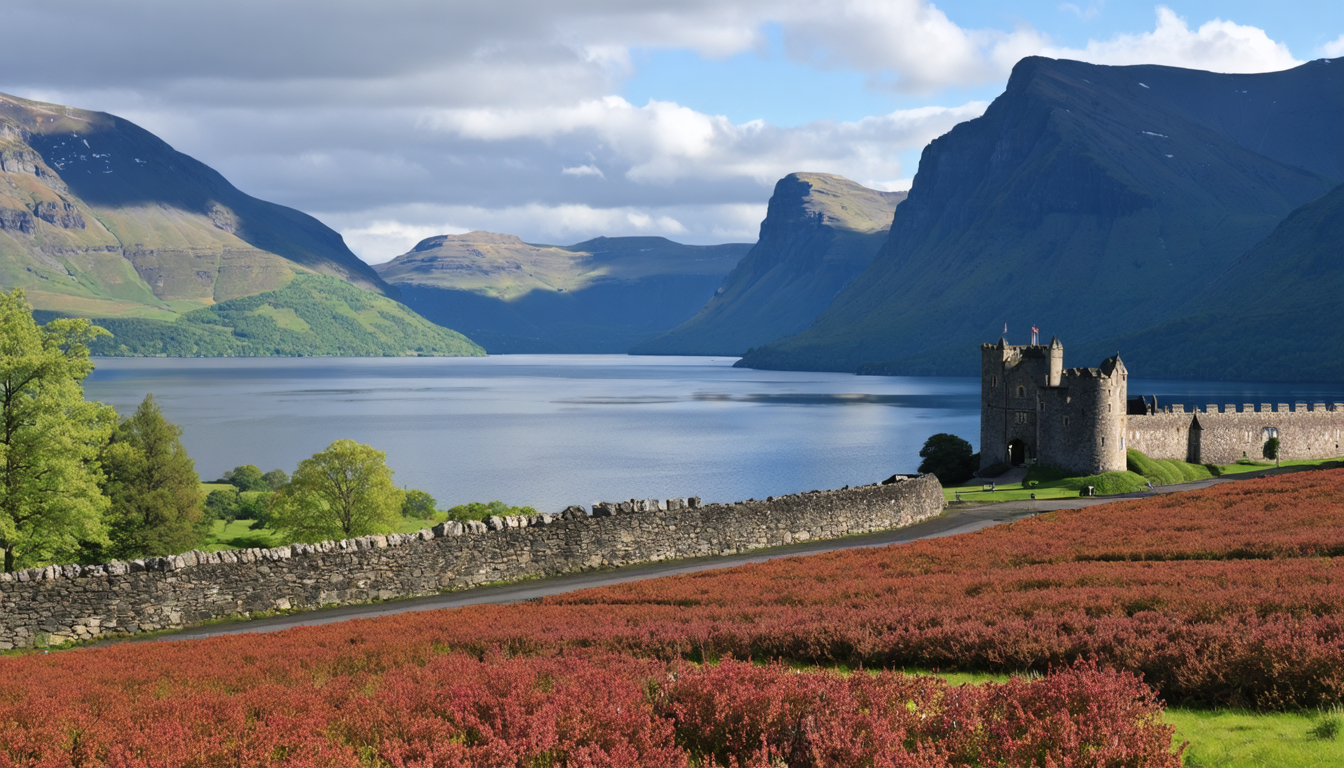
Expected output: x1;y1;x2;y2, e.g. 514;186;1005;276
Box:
32;200;84;229
634;173;904;356
0;476;942;648
0;207;34;234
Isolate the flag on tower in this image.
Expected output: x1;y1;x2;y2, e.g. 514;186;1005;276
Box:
1003;322;1007;336
1031;326;1039;345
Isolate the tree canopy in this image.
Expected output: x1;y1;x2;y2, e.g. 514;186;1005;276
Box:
917;433;978;486
270;440;405;543
101;394;206;559
402;489;437;519
223;465;267;492
0;290;118;572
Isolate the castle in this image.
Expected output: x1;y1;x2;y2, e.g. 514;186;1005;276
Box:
981;338;1344;475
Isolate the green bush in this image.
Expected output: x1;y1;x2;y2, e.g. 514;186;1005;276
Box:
916;433;977;485
444;500;539;522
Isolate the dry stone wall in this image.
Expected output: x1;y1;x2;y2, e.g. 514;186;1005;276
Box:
0;475;943;649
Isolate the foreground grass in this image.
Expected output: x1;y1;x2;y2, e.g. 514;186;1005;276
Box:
944;456;1344;503
915;670;1344;767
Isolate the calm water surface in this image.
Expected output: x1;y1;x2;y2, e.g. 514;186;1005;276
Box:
84;356;1343;511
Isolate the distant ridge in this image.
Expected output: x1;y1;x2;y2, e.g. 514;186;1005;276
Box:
0;90;490;357
376;232;751;353
633;173;904;356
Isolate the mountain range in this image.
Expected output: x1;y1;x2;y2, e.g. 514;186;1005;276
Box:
375;232;750;353
736;56;1344;381
0;91;479;357
631;173;904;356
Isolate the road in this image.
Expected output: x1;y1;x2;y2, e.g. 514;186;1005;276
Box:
157;464;1320;643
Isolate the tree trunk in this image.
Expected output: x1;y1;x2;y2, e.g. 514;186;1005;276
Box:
3;544;13;573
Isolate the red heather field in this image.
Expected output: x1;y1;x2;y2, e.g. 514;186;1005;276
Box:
5;470;1343;766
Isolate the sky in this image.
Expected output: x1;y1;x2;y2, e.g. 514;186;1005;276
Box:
2;1;1341;263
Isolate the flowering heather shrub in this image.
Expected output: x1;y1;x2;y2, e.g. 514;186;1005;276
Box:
0;648;1177;767
2;470;1340;763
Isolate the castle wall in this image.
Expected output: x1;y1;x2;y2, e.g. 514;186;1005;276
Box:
1130;403;1344;464
1127;409;1193;461
0;476;943;649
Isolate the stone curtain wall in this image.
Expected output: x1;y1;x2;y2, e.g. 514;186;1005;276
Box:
0;475;943;649
1130;403;1344;465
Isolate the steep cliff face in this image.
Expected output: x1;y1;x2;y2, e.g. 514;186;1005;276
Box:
1079;182;1344;383
376;232;750;353
633;173;904;356
739;57;1343;375
0;90;393;322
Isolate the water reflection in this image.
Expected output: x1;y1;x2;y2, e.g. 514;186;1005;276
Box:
82;355;1339;512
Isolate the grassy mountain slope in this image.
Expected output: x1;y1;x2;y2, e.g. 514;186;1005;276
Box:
87;274;483;357
738;57;1343;376
376;232;751;353
0;91;392;321
632;173;904;356
1076;182;1344;382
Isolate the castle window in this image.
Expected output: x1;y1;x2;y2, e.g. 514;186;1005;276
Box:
1015;412;1027;424
1262;427;1279;439
1108;403;1112;413
1063;416;1071;427
1102;437;1106;446
1017;385;1025;398
991;376;998;388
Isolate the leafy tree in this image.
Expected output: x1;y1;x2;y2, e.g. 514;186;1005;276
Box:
261;468;289;491
223;464;267;492
0;290;118;572
402;489;437;519
917;433;978;486
204;488;240;528
270;440;405;543
101;394;206;558
1263;437;1280;466
237;492;273;526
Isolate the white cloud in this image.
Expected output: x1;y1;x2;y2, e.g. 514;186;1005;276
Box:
863;178;913;193
1321;34;1344;58
425;97;987;187
1043;6;1300;73
561;164;605;178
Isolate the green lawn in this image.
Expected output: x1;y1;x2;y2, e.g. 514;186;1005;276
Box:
943;456;1344;504
908;670;1343;766
1168;708;1344;767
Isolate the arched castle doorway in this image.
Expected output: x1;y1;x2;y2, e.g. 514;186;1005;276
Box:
1008;439;1028;467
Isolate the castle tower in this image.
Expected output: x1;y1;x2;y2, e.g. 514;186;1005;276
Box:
980;337;1055;470
1035;355;1128;474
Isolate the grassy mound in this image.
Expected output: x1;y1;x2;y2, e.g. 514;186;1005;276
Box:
1127;449;1219;486
1018;463;1149;496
